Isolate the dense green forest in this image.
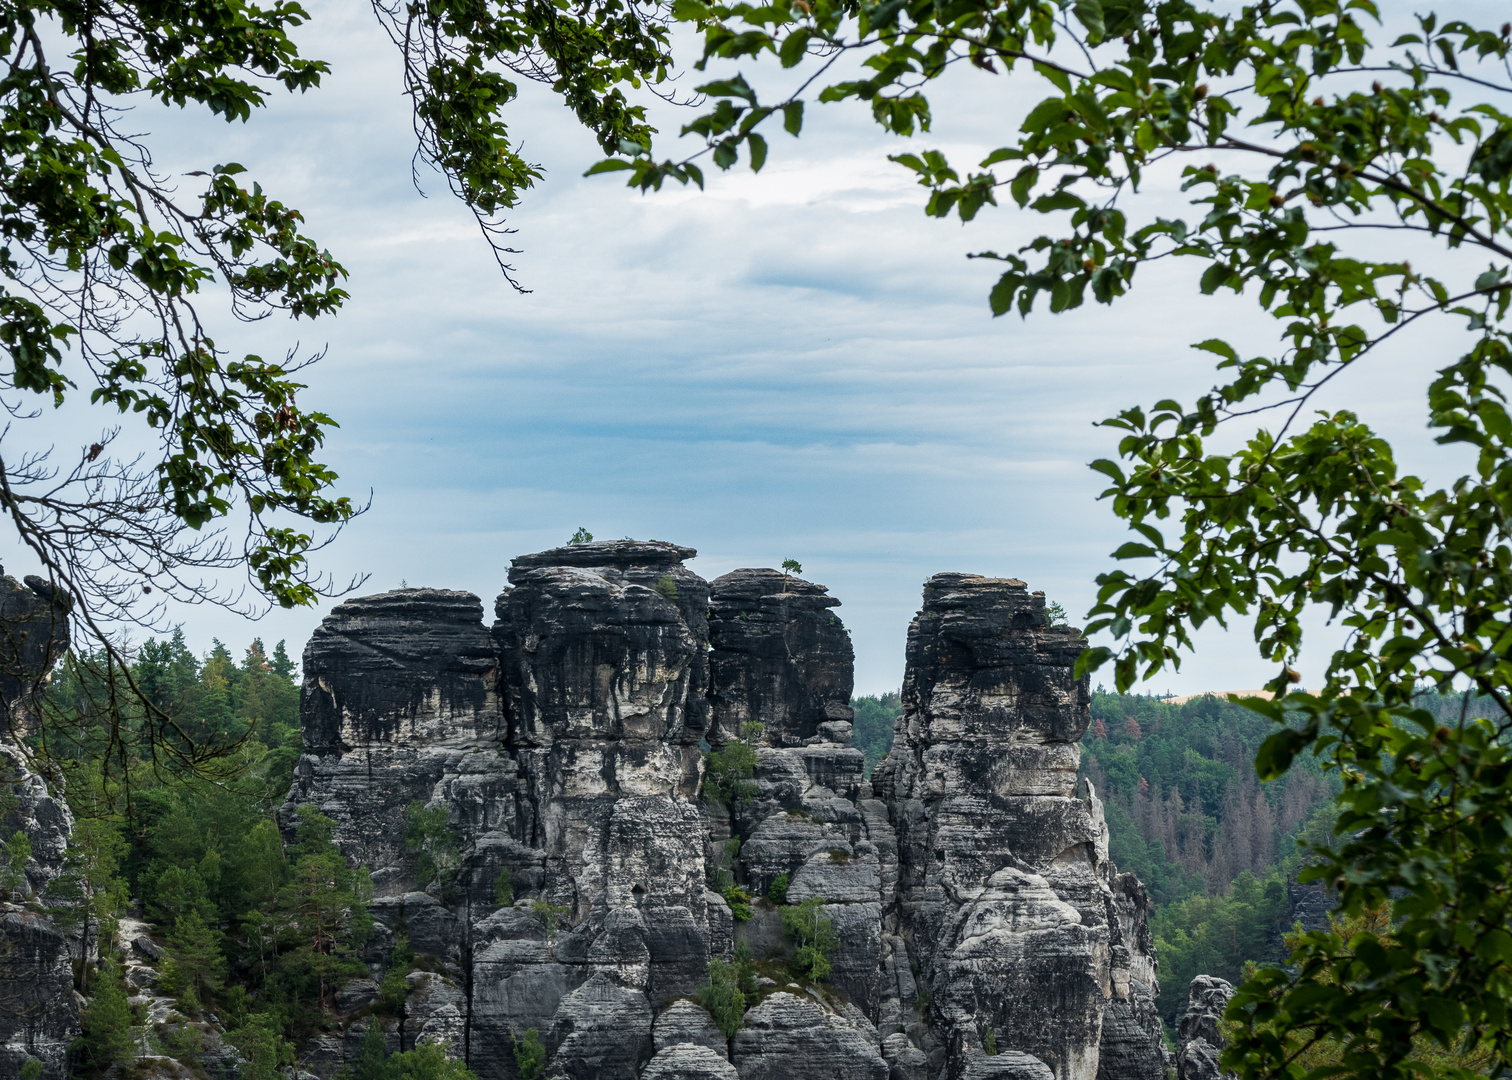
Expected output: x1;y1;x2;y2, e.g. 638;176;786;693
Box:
849;692;900;775
28;635;461;1080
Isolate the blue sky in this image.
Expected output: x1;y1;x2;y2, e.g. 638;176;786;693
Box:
15;3;1496;694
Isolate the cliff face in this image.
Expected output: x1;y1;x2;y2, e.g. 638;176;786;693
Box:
0;574;78;1080
872;574;1163;1080
283;543;1165;1080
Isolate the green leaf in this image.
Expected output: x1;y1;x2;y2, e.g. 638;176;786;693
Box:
584;159;636;175
1192;339;1238;361
1071;0;1104;41
1254;728;1308;781
782;101;804;136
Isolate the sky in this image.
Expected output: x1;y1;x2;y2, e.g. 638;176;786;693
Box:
11;3;1501;694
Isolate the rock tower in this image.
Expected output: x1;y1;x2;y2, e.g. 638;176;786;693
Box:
282;541;1166;1080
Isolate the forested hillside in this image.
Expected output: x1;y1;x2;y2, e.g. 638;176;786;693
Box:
32;636;457;1080
1081;691;1342;1022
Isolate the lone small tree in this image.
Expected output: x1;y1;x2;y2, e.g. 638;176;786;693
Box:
402;802;461;896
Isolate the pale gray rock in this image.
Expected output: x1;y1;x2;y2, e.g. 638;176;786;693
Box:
335;979;381;1015
131;935;165;962
653;999;727;1053
407;970;468;1050
1287;878;1332;933
1177;976;1235;1080
882;1032;928;1080
730;992;888;1080
640;1043;738;1080
547;972;652;1080
964;1052;1057;1080
872;573;1159;1080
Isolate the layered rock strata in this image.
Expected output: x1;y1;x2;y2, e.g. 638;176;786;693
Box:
1176;976;1235;1080
283;545;1164;1080
0;573;78;1080
873;574;1162;1080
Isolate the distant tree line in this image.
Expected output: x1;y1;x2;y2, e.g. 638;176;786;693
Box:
1080;691;1340;907
850;693;900;775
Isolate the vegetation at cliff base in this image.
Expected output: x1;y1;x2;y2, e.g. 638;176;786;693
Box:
37;633;410;1076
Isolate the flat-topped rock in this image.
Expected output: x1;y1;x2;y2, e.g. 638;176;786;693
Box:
708;569;853;748
508;539;697;576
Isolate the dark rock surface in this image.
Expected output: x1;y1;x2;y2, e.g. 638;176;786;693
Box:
281;547;1166;1080
1176;976;1235;1080
283;588;506;898
1098;874;1168;1080
708;568;854;748
0;574;76;1080
1287;878;1333;933
0;574;70;740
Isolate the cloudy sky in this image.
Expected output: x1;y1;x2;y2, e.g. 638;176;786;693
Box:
15;3;1496;693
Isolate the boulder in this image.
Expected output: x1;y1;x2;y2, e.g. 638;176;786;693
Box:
730;992;888;1080
653;999;727;1053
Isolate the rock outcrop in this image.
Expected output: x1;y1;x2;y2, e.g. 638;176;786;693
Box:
1176;976;1235;1080
282;544;1165;1080
872;573;1161;1080
0;573;77;1080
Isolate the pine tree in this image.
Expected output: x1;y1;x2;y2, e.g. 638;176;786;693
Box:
164;909;227;1011
269;641;296;682
353;1022;394;1080
270;805;373;1010
227;1013;293;1080
198;640;239;737
80;957;135;1070
47;816;126;993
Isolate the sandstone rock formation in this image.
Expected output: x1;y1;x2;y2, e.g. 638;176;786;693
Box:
282;543;1165;1080
1176;975;1235;1080
0;573;77;1080
873;573;1161;1080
